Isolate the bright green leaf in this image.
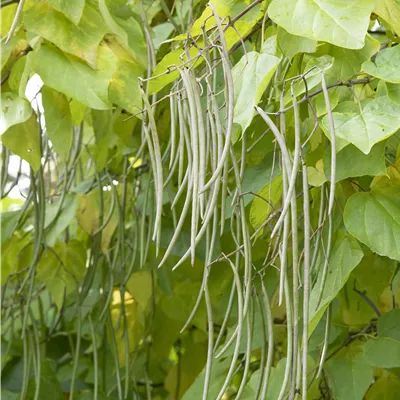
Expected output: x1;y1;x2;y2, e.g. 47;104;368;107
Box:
344;192;400;261
277;26;317;59
232;50;281;133
0;92;32;134
363;45;400;83
268;0;374;49
41;86;74;161
325;354;373;400
321;94;400;154
1;113;41;171
374;0;400;36
315;34;380;83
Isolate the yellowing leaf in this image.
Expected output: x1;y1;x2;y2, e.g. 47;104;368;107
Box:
24;2;107;68
48;0;85;25
76;188;118;253
1;113;41;172
29;44;112;110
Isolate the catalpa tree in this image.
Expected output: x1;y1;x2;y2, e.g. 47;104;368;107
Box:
1;0;400;399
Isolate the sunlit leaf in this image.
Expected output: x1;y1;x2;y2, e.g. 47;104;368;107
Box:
268;0;374;49
374;0;400;36
277;26;317;59
29;44;112;109
232;48;281;133
0;92;32;134
1;113;41;171
41;86;73;161
48;0;85;25
321;94;400;154
363;45;400;83
24;2;107;68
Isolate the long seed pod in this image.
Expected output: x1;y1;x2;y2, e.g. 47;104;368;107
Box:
301;152;311;400
89;314;99;400
215;256;244;400
290;82;301;400
259;275;274;400
321;74;336;216
139;85;164;249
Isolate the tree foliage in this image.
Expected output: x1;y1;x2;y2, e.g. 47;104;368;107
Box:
1;0;400;399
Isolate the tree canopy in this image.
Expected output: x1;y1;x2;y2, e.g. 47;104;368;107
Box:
1;0;400;399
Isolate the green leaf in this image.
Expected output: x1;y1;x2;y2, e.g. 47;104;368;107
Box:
340;252;393;326
0;92;32;134
321;94;400;154
374;0;400;35
41;87;74;161
1;114;41;172
324;142;386;182
277;26;317;59
104;37;144;114
364;337;400;368
36;240;86;308
309;232;364;335
268;0;374;49
29;44;112;110
98;0;146;67
48;0;85;25
315;35;380;83
363;45;400;83
27;359;64;400
386;83;400;105
344;192;400;261
181;357;231;400
247;358;287;400
24;2;107;68
325;354;373;400
232;50;281;133
377;309;400;340
249;175;283;233
0;210;20;244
